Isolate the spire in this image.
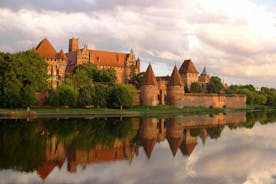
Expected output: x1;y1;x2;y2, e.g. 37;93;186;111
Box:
141;64;158;85
168;66;184;86
201;65;207;76
179;59;198;74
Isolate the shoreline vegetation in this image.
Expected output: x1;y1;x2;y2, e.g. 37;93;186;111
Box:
0;105;275;119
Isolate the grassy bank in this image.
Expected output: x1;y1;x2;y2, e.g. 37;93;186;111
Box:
0;105;234;118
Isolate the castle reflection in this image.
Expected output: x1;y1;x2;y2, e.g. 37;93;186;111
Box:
1;111;275;181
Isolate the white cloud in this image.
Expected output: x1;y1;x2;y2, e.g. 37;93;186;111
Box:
0;0;276;87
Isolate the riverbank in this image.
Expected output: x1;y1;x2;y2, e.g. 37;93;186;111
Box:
0;105;237;119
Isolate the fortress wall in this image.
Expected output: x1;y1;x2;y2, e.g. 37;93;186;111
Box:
173;93;246;108
225;95;247;108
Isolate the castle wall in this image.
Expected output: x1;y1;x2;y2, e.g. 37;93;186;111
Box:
170;93;246;108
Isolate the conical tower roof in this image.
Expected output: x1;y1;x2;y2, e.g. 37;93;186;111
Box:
141;64;158;85
37;161;55;180
201;66;208;76
168;66;184;86
142;138;156;159
179;59;198;74
167;137;183;157
36;38;57;58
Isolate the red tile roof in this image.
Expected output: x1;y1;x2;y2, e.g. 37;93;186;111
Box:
168;66;184;86
91;50;128;67
36;38;57;58
179;59;198;74
141;64;158;85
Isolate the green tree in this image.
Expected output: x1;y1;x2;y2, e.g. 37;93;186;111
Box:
0;51;48;107
190;82;203;93
208;76;224;93
45;82;78;106
78;85;93;106
94;68;117;83
91;84;109;108
128;72;145;89
107;84;135;109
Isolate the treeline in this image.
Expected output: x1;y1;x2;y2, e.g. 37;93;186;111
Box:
226;84;276;106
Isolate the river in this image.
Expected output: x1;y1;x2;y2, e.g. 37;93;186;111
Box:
0;111;276;184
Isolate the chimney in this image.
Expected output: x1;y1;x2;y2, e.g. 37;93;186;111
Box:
69;38;79;52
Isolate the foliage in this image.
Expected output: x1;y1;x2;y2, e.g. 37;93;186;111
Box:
91;84;109;108
208;76;224;93
128;72;145;89
107;84;135;109
0;51;48;107
190;82;203;93
226;85;276;106
46;82;78;106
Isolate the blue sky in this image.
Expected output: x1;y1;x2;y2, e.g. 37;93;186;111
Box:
0;0;275;87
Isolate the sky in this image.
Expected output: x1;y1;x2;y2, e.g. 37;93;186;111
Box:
0;0;275;88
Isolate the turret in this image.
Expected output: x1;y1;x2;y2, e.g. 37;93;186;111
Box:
69;38;79;52
179;59;199;89
140;64;159;106
167;66;184;107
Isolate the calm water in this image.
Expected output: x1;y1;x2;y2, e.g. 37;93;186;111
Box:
0;111;276;184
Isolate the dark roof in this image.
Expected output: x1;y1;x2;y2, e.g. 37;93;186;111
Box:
168;66;184;86
201;66;208;76
141;64;158;85
179;59;198;74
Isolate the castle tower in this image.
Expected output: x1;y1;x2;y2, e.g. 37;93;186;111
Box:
167;66;184;107
179;59;199;90
198;66;210;93
69;38;79;52
140;64;159;106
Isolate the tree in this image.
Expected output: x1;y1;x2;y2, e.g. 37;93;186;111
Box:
45;83;78;106
94;68;117;83
190;82;203;93
128;72;145;89
78;85;93;106
91;84;109;108
0;51;48;107
208;76;224;93
107;84;135;109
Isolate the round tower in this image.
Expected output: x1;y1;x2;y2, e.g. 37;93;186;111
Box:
140;64;159;106
167;66;184;107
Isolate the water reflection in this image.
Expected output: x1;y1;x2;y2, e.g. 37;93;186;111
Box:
0;111;276;183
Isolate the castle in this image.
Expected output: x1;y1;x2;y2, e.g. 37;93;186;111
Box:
140;64;246;108
34;38;140;88
34;37;246;108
